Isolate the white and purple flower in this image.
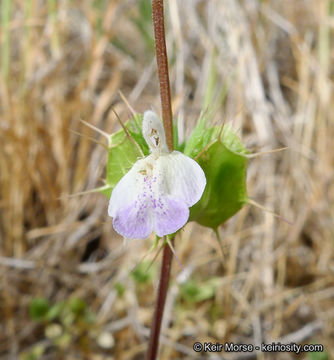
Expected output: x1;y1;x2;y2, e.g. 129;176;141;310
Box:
108;111;206;239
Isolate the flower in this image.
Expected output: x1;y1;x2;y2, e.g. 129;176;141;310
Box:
108;111;206;239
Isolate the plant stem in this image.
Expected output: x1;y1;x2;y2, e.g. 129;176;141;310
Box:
147;1;174;359
152;0;173;150
146;240;174;360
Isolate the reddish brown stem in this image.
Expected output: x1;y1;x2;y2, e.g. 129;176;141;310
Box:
152;0;173;151
146;239;174;360
146;1;174;359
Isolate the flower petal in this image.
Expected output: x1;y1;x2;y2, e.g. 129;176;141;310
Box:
112;201;153;239
153;197;189;237
108;161;142;218
108;158;154;239
154;151;206;207
108;149;206;239
142;111;169;154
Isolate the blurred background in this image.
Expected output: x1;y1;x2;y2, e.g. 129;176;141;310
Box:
0;0;333;359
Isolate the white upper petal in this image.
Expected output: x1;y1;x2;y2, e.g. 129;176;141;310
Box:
153;151;206;207
142;111;169;154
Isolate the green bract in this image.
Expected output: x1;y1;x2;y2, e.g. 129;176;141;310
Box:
184;120;248;229
100;114;149;198
101;113;248;229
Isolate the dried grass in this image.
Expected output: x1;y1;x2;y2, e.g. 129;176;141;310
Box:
0;0;333;359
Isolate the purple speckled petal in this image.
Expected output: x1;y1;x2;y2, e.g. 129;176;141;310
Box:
113;200;152;239
108;149;203;238
109;157;155;239
153;197;189;237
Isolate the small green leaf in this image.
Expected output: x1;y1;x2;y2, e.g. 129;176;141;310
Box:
184;119;219;159
103;114;148;198
83;310;96;324
67;297;86;315
54;332;72;348
173;122;185;151
61;312;75;327
131;260;155;284
45;302;64;321
180;279;217;304
308;348;328;360
20;344;45;360
29;298;50;321
186;124;248;228
114;282;125;298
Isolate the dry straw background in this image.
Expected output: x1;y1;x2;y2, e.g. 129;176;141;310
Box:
0;0;333;359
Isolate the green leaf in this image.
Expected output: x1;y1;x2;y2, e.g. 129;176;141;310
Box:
54;332;72;348
114;282;125;298
20;344;45;360
131;260;155;284
29;298;50;321
308;348;328;360
173;121;184;151
101;114;148;198
183;117;219;159
187;125;248;228
45;302;64;321
83;310;96;324
180;279;217;304
67;297;86;315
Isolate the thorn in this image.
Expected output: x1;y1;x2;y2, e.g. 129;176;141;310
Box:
144;238;166;273
218;105;245;143
217;116;226;143
79;119;110;139
166;236;184;270
247;198;293;225
194;138;217;160
69;129;109;150
111;109;145;157
229;104;245;129
57;185;112;200
245;147;288;158
119;90;136;116
130;242;157;274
